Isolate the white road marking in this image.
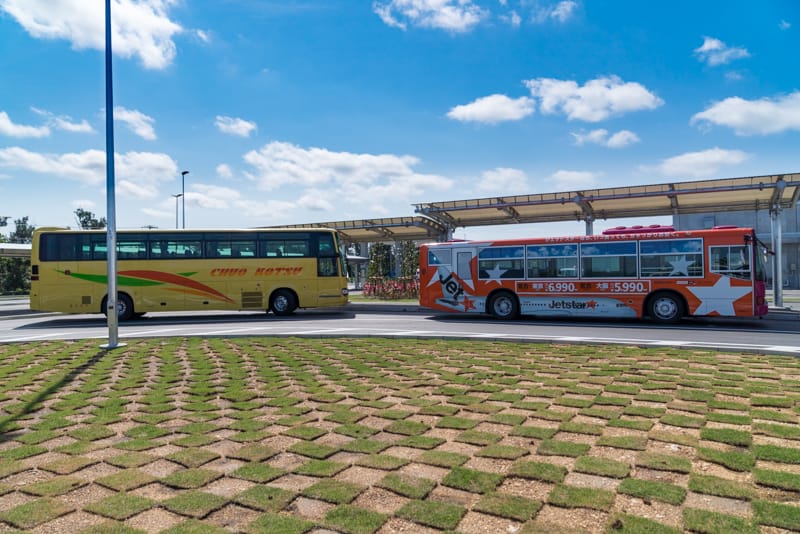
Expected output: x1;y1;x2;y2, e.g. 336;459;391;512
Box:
191;327;273;336
282;328;359;335
120;327;186;337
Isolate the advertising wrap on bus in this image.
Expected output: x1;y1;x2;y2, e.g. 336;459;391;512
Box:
419;225;768;323
30;227;349;320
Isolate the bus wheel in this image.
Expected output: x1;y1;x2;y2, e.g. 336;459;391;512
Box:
270;289;297;316
102;294;135;321
488;291;519;319
648;292;684;324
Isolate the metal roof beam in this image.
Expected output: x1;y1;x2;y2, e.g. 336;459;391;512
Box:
572;192;595;222
769;176;787;211
497;199;521;222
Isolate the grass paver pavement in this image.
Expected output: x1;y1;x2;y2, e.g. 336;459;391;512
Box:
2;337;800;532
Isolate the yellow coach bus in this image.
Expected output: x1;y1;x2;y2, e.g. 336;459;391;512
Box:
30;227;349;320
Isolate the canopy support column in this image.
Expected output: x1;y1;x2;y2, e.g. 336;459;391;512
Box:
770;206;784;308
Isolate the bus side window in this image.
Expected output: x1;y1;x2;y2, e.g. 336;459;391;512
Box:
318;234;335;257
318;257;338;276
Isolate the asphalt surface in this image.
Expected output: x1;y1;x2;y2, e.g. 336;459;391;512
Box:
1;293;799;320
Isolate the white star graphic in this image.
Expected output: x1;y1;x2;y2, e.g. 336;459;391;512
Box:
668;256;695;276
687;276;752;316
427;265;450;287
484;265;507;285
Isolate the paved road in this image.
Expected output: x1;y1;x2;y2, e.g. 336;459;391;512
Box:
1;298;798;355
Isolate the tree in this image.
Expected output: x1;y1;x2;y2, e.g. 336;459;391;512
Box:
367;243;392;279
0;216;34;295
397;241;419;278
9;216;34;243
75;208;107;229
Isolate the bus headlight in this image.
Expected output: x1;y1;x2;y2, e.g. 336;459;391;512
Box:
342;288;349;296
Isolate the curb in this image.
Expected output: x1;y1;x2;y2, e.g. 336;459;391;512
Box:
2;302;798;321
348;302;800;321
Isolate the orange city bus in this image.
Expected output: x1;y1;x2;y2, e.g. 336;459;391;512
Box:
419;225;768;323
30;227;349;320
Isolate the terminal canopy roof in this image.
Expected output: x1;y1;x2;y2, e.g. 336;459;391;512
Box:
272;216;448;243
414;173;800;228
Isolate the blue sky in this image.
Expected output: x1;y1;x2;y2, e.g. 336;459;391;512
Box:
0;0;797;239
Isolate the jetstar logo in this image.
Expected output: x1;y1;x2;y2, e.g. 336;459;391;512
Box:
549;299;597;309
439;272;465;302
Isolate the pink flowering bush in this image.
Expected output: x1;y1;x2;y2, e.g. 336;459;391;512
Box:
362;277;419;299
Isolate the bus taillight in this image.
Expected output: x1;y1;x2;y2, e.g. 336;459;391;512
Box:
31;265;39;281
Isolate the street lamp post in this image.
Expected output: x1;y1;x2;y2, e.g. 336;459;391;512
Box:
181;171;189;229
171;194;183;229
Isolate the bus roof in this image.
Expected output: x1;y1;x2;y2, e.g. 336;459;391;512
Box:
423;226;754;247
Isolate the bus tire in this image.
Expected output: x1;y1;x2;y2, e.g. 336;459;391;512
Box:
488;291;519;319
647;291;684;324
270;289;297;316
102;293;135;321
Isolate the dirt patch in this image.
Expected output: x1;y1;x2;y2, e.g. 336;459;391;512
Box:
532;504;608;534
205;503;262;530
429;485;480;507
614;494;683;528
498;477;554;501
131;482;181;501
564;472;621;491
397;462;449;482
336;465;388;486
458;510;523;534
288;496;335;520
126;507;184;533
203;476;254;497
352;487;410;514
684;492;752;517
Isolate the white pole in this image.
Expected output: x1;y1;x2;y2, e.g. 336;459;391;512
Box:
102;0;124;350
181;171;189;228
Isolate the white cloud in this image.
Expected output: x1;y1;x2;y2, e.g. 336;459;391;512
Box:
694;36;750;66
476;167;528;193
447;94;535;124
0;147;177;197
780;20;791;30
141;205;173;220
724;71;744;82
373;0;488;32
31;107;94;133
53;117;94;133
691;92;800;135
607;130;640;148
532;0;578;24
243;141;453;214
298;189;335;212
0;146;104;184
526;75;663;122
549;1;578;23
188;184;242;209
0;111;50;138
215;116;257;138
500;10;521;28
649;147;750;178
0;0;181;70
216;164;233;179
114;107;157;140
572;128;640;148
71;199;96;208
234;199;296;220
549;170;600;190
